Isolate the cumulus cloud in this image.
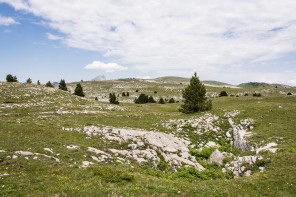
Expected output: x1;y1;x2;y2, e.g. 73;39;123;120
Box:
84;61;128;72
0;15;18;26
2;0;296;84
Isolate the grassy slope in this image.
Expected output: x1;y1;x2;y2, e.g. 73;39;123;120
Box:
0;81;295;196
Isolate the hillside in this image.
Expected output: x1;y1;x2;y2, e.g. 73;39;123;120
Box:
238;82;291;88
0;80;296;196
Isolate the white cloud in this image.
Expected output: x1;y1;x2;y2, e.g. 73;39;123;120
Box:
0;15;18;26
84;61;128;72
47;33;63;40
2;0;296;84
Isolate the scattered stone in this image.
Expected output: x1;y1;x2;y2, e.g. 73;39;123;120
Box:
256;142;278;154
83;126;204;170
15;151;34;156
208;149;228;166
0;150;6;153
244;170;252;177
205;141;220;148
66;145;80;150
81;161;95;168
44;148;53;154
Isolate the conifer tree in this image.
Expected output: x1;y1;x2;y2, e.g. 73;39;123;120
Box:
74;83;85;97
6;74;18;82
148;96;156;103
179;72;212;113
37;80;41;85
45;81;54;88
109;93;119;104
59;79;68;91
158;97;165;104
26;78;32;84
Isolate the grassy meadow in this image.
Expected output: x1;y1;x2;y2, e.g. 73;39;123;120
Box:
0;78;295;196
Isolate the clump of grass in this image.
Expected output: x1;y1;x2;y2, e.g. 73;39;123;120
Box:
91;165;134;182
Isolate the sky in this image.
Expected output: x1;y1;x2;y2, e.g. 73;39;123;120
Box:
0;0;296;85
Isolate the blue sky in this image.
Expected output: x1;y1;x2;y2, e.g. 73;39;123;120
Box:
0;0;296;85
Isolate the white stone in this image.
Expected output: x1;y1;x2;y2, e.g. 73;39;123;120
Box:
244;170;252;177
81;161;95;168
44;148;53;153
208;149;227;166
256;142;278;154
66;145;80;150
128;144;137;150
15;151;34;156
205;141;220;148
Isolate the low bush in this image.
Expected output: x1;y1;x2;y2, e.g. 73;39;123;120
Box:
253;93;262;97
168;98;175;103
92;166;134;182
158;98;165;104
219;91;228;97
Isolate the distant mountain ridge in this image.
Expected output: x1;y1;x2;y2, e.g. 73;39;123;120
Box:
154;76;293;88
92;75;106;81
238;82;292;88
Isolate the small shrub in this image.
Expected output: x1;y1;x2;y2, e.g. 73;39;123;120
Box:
158;98;165;104
169;98;175;103
148;96;156;103
45;81;54;88
126;92;129;96
287;92;292;95
109;93;119;104
244;93;248;96
219;91;228;97
37;80;41;85
122;92;126;96
253;93;262;97
95;97;98;101
134;94;148;104
136;89;139;92
154;91;157;94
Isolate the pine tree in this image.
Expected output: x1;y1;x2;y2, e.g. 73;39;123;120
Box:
59;79;68;91
45;81;54;88
109;93;119;104
26;78;32;84
148;96;156;103
169;98;175;103
179;72;212;113
158;98;165;104
6;74;18;82
37;80;41;85
74;83;85;97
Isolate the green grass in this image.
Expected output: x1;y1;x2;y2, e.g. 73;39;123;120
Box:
0;81;296;196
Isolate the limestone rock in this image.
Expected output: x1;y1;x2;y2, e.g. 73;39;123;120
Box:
208;149;227;166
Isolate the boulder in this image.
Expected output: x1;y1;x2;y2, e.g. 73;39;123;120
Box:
208;149;228;166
